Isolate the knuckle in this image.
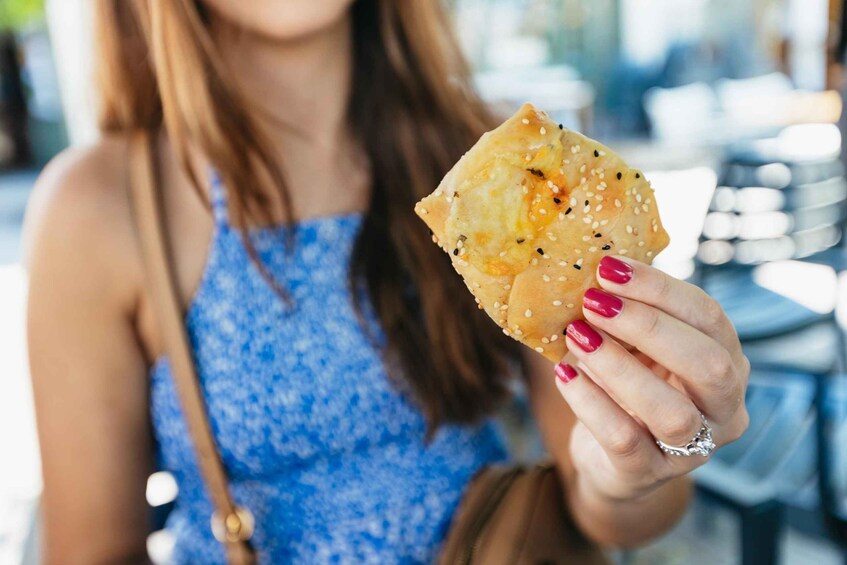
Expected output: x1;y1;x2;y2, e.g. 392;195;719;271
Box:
654;273;673;301
659;409;701;445
606;424;643;459
726;409;750;443
704;347;735;384
608;350;637;380
641;306;663;340
700;296;727;333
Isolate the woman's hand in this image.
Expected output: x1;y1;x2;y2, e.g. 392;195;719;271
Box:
555;255;750;502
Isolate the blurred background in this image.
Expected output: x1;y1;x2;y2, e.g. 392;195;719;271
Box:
1;0;847;563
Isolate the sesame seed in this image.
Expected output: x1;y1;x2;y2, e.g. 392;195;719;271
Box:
636;193;643;203
522;186;528;194
642;204;649;212
522;118;530;124
525;309;533;317
547;180;554;188
542;274;550;282
580;164;587;173
553;300;563;306
551;334;559;341
614;199;622;208
535;347;544;353
589;246;597;252
647;251;654;257
601;220;609;226
576;258;584;266
583;205;591;214
499;251;507;257
592;221;599;229
558;276;567;281
582;217;591;224
504;284;511;290
473;282;481;288
494;302;500;308
620;249;628;255
459;259;469;266
539;208;547;215
652;224;658;232
634;207;641;215
567;303;575;308
540;127;547;135
558;260;568;267
582;235;590;242
503;329;511;336
419;208;428;215
531;258;538;266
446;196;453;203
434;190;443;196
599;182;607;189
525;154;532;162
626;225;633;234
638;241;645;247
558;213;565;220
646;198;652;204
586;192;595;197
595;204;603;212
542;337;550;344
570;197;577;206
432;235;439;243
515;329;524;336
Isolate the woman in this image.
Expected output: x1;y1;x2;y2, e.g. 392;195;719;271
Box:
24;1;750;563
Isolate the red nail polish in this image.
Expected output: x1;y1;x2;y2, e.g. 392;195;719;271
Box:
599;256;633;284
583;288;623;318
566;320;603;353
555;363;579;384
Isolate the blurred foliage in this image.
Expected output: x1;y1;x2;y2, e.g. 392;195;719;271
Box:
0;0;45;32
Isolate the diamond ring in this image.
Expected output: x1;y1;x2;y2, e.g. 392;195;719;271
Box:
655;413;716;457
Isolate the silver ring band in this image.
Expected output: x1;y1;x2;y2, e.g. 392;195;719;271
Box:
655;413;716;457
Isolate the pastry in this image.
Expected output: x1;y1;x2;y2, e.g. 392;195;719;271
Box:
414;103;670;362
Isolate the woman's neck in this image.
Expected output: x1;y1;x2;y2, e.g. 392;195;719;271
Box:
210;12;354;150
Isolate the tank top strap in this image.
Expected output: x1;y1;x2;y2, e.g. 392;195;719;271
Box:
208;170;230;227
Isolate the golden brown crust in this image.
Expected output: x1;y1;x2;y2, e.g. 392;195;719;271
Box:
415;103;670;362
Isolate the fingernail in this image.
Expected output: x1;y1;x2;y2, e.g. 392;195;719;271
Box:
583;288;623;318
566;320;603;353
599;256;633;285
555;363;579;384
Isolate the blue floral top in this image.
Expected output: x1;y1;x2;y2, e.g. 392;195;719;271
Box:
149;176;508;563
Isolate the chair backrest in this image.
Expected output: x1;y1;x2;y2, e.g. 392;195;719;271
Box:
698;143;847;267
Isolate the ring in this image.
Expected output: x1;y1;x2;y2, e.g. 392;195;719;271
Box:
655;413;716;457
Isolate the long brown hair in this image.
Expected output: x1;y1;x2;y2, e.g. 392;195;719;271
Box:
95;0;519;429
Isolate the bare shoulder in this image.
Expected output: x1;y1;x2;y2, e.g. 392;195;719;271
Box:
23;134;141;308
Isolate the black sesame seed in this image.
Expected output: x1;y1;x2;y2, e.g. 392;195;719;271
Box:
527;168;545;178
536;248;544;255
453;249;459;256
602;244;611;250
563;328;568;336
595;233;602;238
517;238;525;244
574;264;582;270
594;150;600;157
617;172;622;180
553;197;561;204
636;173;641;178
565;207;572;215
558;123;564;130
584;200;589;206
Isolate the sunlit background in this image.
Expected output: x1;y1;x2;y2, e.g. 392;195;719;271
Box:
1;0;847;563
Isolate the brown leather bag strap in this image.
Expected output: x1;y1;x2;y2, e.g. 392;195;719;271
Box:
128;130;256;565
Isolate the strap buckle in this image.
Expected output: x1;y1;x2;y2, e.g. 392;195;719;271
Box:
211;507;255;543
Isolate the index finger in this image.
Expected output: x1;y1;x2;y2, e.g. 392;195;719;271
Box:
595;255;741;356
